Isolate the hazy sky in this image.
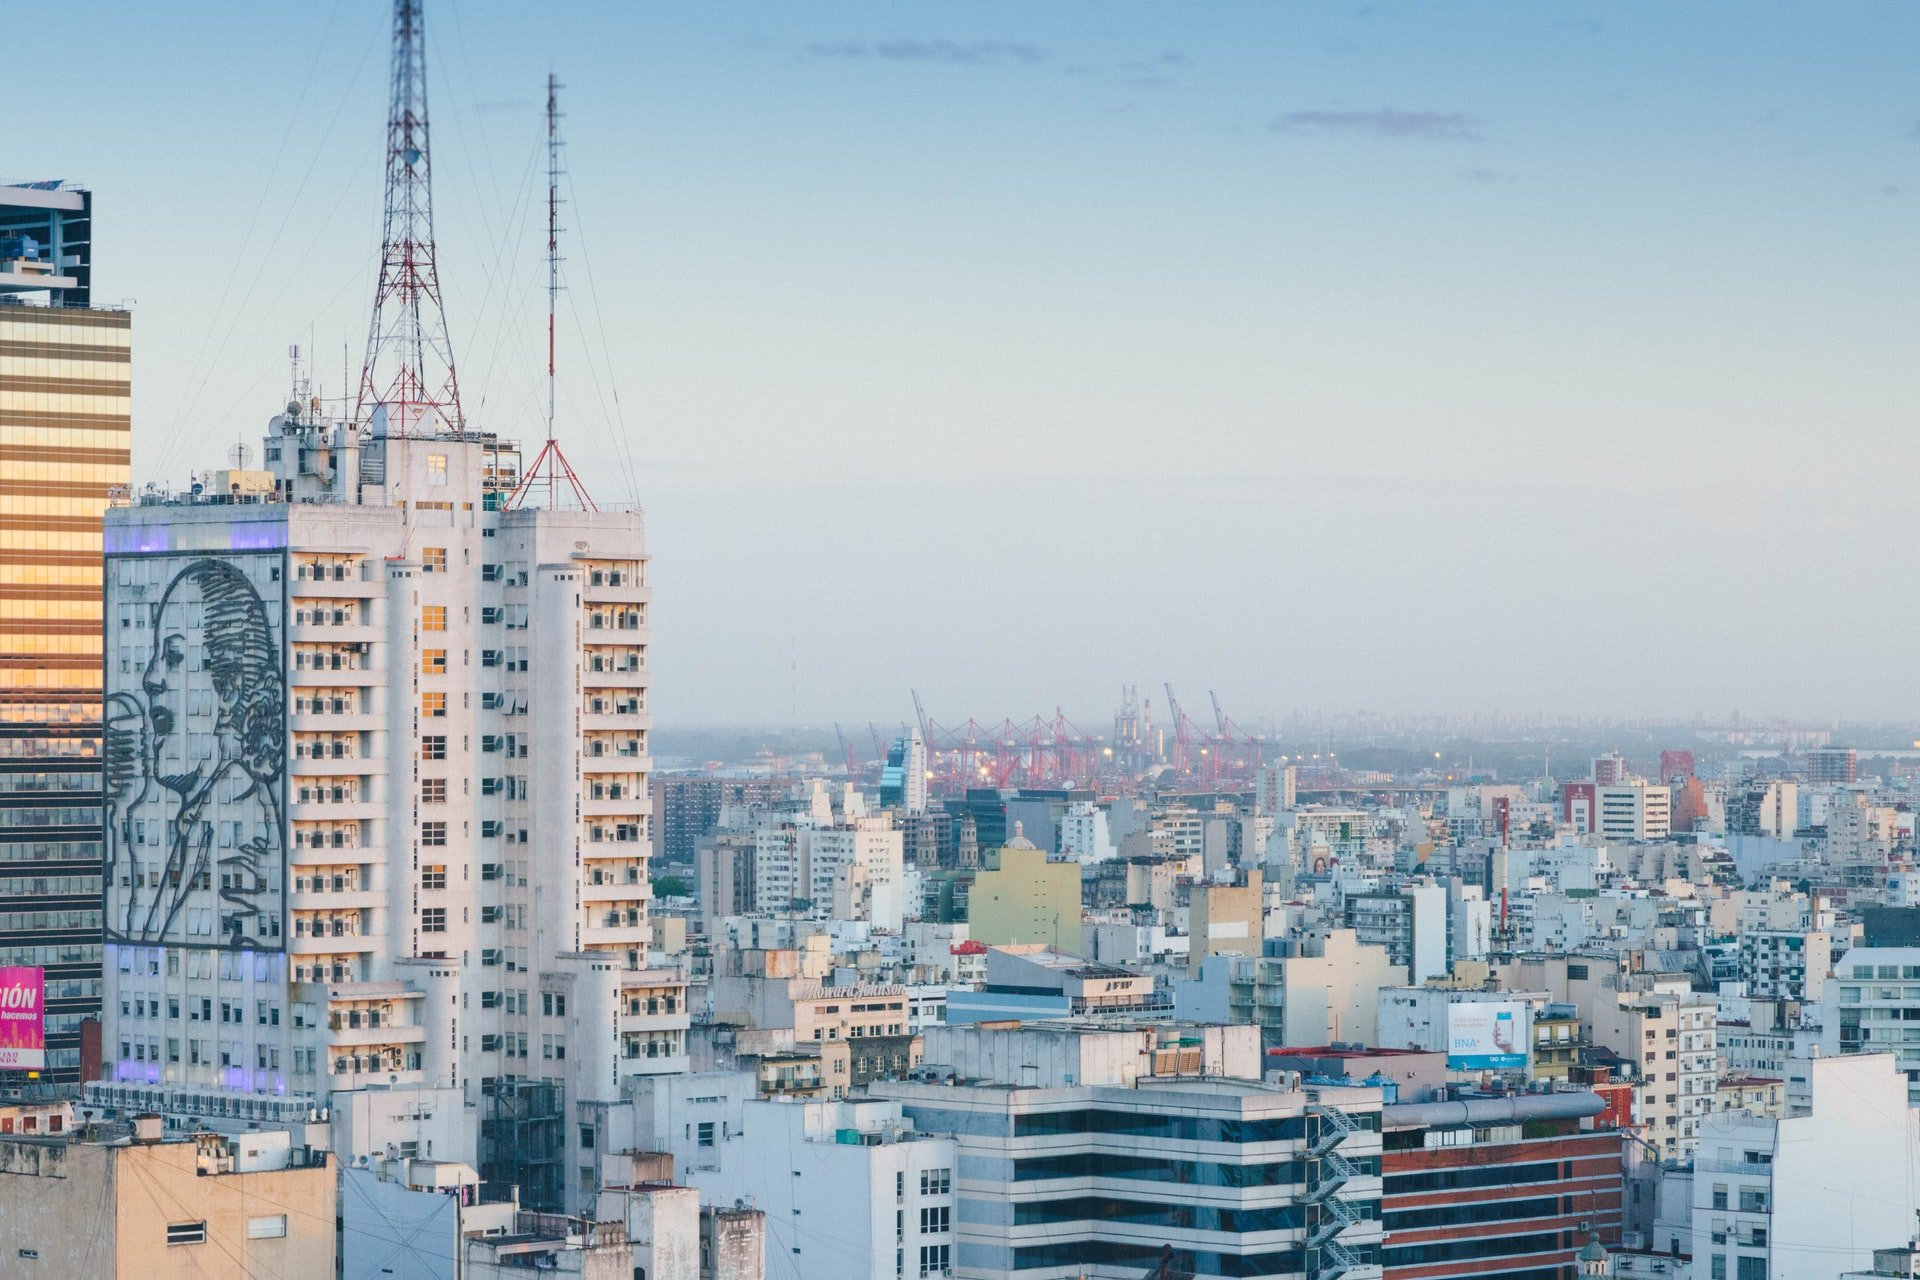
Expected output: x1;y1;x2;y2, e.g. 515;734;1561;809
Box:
9;2;1919;725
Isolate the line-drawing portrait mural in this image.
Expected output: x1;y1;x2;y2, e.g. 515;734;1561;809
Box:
105;554;286;951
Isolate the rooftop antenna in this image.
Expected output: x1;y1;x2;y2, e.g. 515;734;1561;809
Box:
356;0;464;435
505;71;596;510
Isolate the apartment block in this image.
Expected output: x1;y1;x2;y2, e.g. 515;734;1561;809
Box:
96;405;684;1206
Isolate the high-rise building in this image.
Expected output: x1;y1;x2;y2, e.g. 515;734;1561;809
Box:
0;181;129;1081
879;727;927;813
1806;746;1858;785
96;407;685;1204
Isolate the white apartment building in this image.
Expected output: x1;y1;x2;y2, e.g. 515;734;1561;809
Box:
666;1092;959;1280
1690;1054;1916;1280
1058;800;1116;862
98;406;686;1196
1737;930;1828;1003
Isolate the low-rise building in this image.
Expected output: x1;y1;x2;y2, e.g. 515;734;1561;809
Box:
0;1114;334;1279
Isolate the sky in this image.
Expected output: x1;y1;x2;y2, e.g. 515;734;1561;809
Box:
8;2;1920;727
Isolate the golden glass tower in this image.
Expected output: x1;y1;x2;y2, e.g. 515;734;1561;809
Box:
0;182;129;1080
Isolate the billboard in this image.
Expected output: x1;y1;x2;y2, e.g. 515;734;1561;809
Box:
0;967;45;1071
1447;1000;1529;1070
103;550;287;952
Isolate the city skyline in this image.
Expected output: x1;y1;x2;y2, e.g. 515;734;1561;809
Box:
7;2;1920;723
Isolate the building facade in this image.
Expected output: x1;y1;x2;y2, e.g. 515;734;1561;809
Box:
96;405;683;1206
0;183;130;1081
880;1075;1386;1280
1381;1094;1623;1280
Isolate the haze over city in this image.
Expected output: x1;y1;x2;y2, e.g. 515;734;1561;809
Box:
7;2;1917;725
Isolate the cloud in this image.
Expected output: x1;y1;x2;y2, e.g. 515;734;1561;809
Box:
802;39;1048;66
1457;168;1513;184
1119;51;1190;73
1269;108;1485;142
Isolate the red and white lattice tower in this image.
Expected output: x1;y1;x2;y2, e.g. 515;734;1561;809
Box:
506;73;595;510
357;0;464;435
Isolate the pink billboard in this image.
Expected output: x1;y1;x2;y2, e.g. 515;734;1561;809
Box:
0;966;45;1071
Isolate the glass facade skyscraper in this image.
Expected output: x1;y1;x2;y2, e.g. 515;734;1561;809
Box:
0;183;129;1080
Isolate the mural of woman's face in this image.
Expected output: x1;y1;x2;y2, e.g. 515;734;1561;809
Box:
143;631;187;738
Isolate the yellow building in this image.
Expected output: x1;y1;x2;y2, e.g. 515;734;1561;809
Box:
0;1116;335;1278
969;824;1082;955
0;221;132;1078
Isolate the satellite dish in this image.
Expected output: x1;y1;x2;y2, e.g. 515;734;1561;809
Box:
288;400;303;418
228;443;254;470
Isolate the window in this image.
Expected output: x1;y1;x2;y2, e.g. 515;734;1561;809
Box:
421;649;447;675
427;453;447;484
421;822;448;847
580;1125;596;1149
1712;1258;1727;1280
1737;1258;1766;1280
422;547;447;573
697;1121;716;1148
422;692;447;717
918;1244;950;1276
422;865;447;891
421;777;448;804
919;1206;949;1234
421;736;447;761
920;1168;950;1196
166;1222;207;1246
422;908;447;933
421;605;447;632
247;1215;287;1240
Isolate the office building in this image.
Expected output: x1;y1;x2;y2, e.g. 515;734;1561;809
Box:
877;1066;1386;1280
1382;1092;1623;1280
1597;782;1671;843
880;728;928;814
0;181;129;1081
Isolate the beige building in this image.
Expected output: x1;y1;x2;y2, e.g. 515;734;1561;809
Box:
0;1115;333;1279
1175;928;1401;1048
969;827;1082;954
1592;990;1717;1157
1188;869;1264;973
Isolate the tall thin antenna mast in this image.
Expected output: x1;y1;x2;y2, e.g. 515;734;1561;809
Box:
357;0;464;434
506;71;596;511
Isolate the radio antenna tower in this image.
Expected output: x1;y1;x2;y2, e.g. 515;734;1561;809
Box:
506;72;596;510
356;0;464;435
